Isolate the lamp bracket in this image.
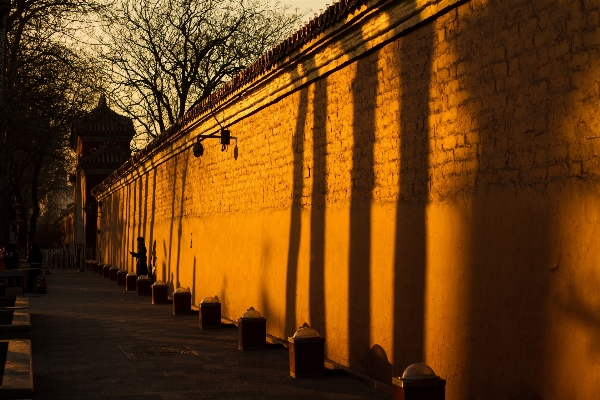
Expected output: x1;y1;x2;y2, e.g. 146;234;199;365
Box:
196;133;237;143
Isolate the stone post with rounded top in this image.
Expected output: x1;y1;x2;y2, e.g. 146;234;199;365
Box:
238;307;266;350
392;363;446;400
288;323;325;378
172;287;191;314
151;280;169;304
200;295;221;328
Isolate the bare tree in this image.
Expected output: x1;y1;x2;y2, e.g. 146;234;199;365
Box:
0;0;104;245
5;38;100;242
97;0;302;144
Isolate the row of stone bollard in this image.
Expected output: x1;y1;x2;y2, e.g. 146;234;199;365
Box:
87;260;148;295
172;294;447;399
86;259;445;399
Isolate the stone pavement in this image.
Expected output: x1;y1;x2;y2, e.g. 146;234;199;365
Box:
28;270;390;399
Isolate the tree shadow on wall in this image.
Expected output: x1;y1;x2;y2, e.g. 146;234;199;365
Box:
327;0;437;383
456;1;598;398
142;171;150;237
392;14;434;377
347;53;377;376
284;87;309;337
300;1;432;383
173;150;190;290
125;186;133;271
164;151;189;290
309;77;327;339
163;239;170;291
107;194;123;266
121;188;132;270
145;169;158;275
192;256;197;304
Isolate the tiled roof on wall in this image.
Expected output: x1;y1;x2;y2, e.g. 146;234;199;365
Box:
71;95;136;149
78;142;132;171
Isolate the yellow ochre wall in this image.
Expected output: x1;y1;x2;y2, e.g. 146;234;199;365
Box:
95;0;600;398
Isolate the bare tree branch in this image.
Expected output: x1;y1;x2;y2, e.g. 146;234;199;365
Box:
96;0;302;144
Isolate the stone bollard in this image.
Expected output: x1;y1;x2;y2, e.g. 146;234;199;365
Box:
97;263;104;276
103;264;111;278
393;364;446;400
109;265;119;281
87;260;94;271
152;281;169;304
238;307;266;351
126;273;137;291
117;270;127;286
200;295;221;329
288;323;325;378
137;275;152;296
172;287;191;314
92;261;100;274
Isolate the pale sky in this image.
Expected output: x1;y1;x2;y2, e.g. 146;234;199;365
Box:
283;0;332;19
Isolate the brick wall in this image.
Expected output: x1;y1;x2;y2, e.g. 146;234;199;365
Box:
95;0;600;398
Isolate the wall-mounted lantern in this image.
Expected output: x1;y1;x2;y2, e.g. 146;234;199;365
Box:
192;129;235;158
192;142;204;157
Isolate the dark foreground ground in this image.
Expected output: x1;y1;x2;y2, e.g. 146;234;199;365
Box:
28;270;389;399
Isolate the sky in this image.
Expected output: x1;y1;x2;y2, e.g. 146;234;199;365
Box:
283;0;332;20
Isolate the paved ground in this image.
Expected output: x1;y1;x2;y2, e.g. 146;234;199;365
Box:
28;270;390;399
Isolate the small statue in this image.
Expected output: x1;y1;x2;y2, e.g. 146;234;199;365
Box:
27;242;43;268
129;237;148;277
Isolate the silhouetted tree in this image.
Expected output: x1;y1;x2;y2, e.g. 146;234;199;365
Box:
0;0;104;245
97;0;302;144
4;42;99;242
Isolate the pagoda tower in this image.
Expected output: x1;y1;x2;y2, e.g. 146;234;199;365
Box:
70;95;135;257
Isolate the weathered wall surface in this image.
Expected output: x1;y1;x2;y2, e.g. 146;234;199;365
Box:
94;0;600;398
